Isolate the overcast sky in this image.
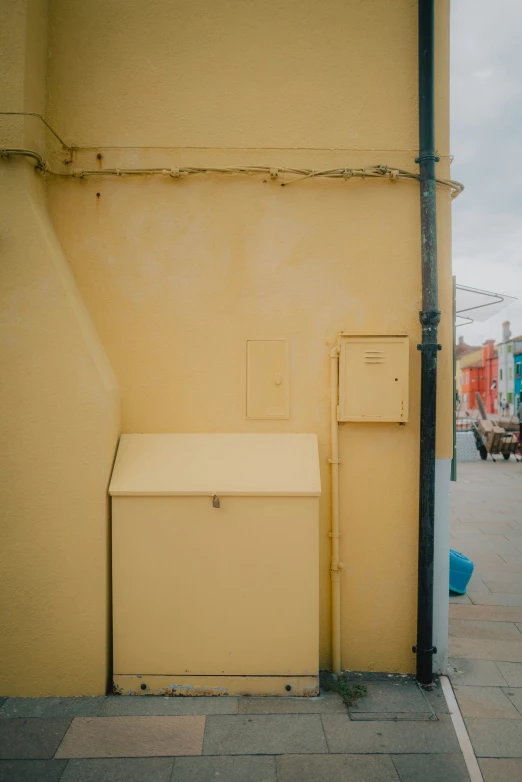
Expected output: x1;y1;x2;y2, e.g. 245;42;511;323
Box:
451;0;522;344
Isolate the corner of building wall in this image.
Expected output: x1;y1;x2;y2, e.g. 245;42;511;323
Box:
30;171;120;401
22;0;48;150
433;458;451;675
32;166;122;694
0;160;121;695
0;0;122;696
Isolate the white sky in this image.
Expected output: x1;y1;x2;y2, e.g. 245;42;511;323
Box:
451;0;522;343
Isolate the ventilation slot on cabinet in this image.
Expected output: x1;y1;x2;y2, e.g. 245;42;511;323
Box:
364;351;385;364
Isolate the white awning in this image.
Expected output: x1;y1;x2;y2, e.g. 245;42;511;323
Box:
456;284;516;327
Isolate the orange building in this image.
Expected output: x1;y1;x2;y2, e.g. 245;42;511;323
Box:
459;341;497;414
460;362;487;411
483;340;498;414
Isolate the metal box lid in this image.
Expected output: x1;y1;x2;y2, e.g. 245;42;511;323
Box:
109;433;321;497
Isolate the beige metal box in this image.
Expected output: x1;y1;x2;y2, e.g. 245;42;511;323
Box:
109;433;320;696
338;335;409;423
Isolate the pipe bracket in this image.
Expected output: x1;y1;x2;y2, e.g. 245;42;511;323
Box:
415;154;440;164
417;343;441;352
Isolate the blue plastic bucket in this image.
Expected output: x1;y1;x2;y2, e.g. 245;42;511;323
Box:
449;549;474;595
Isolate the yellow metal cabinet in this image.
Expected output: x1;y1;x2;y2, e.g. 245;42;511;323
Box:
338;335;409;422
109;434;320;696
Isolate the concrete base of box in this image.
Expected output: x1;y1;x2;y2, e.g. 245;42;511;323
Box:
113;674;319;697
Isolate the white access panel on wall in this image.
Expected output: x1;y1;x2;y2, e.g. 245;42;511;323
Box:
246;340;289;419
338;335;409;422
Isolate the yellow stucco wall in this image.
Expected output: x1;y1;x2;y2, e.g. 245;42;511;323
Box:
45;0;452;675
0;1;120;696
456;358;462;395
1;0;453;688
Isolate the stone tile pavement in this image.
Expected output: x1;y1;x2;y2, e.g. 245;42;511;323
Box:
449;456;522;781
0;685;470;781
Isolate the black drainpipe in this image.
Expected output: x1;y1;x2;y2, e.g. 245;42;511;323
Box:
415;0;440;688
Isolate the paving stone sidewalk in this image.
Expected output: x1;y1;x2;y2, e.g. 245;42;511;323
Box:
449;456;522;781
0;681;469;781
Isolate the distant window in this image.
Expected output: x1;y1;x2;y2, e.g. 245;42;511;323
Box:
507;344;513;353
509;368;513;380
466;371;469;383
492;378;497;389
500;369;503;380
516;363;521;379
507;392;514;403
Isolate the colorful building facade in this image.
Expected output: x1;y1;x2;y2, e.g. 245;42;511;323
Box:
456;337;481;407
483;340;498;415
455;328;522;416
460;363;486;412
515;350;522;408
497;323;522;415
459;340;498;416
459;346;483;411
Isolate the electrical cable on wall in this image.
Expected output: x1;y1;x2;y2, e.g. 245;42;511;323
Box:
0;149;464;198
0;112;464;198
